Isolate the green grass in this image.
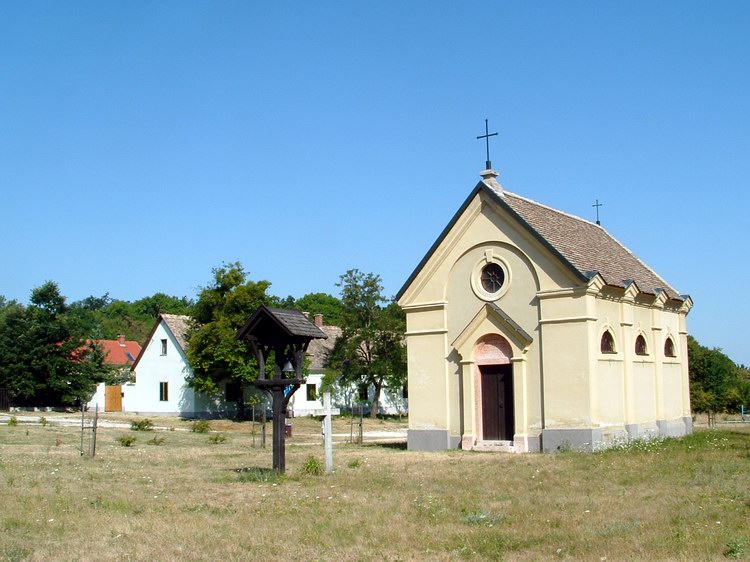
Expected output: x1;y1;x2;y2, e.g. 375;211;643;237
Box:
0;418;748;561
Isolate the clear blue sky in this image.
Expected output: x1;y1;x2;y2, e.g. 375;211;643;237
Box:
1;2;748;365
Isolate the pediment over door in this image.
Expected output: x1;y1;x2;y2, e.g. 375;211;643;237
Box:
452;302;533;361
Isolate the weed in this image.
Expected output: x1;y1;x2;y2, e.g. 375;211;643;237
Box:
301;455;324;476
8;415;18;426
460;508;507;526
725;537;747;559
117;435;137;447
234;467;284;484
54;435;62;447
130;418;154;431
208;433;227;444
461;509;508;527
147;435;166;446
347;458;363;469
191;420;211;433
38;416;48;427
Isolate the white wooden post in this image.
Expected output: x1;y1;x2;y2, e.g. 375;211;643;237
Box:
323;391;333;473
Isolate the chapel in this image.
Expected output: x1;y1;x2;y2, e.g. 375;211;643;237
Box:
396;167;692;452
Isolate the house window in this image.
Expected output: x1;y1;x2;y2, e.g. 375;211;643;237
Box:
664;337;676;358
600;330;616;354
159;382;169;402
226;382;243;403
635;335;648;356
358;384;369;402
160;339;167;355
402;385;408;399
306;383;317;402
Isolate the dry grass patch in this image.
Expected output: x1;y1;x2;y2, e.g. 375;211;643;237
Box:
0;422;748;561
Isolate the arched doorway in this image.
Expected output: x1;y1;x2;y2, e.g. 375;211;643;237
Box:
476;335;514;441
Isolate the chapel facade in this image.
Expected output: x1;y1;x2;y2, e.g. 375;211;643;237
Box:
397;169;693;453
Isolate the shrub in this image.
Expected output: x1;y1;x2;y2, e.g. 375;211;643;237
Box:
191;420;211;433
347;458;362;469
38;416;48;427
301;455;324;476
130;418;154;431
208;433;227;444
8;416;18;427
117;435;137;447
147;435;165;446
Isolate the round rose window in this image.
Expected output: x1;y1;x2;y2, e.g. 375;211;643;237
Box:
480;263;505;293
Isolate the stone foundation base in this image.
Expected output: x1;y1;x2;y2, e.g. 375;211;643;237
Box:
408;429;461;451
541;428;604;453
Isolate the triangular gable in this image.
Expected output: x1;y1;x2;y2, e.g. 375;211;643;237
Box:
236;305;327;344
130;313;191;371
452;302;534;357
397;180;589;302
397;176;684;302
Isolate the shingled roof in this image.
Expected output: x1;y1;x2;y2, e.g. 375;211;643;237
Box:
397;175;683;300
160;314;192;350
236;306;327;343
500;190;679;297
306;324;342;371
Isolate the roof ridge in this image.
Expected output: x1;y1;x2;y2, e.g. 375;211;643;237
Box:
504;190;600;228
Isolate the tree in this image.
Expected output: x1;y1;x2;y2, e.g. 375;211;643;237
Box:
186;262;272;418
0;282;110;407
688;335;748;419
327;270;407;418
293;292;344;326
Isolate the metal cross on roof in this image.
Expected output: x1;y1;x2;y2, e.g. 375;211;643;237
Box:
476;118;498;170
592;199;603;225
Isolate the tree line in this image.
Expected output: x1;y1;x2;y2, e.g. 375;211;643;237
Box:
0;263;406;417
3;264;747;418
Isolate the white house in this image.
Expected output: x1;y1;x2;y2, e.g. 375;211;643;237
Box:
124;314;236;417
122;312;408;418
291;314;408;417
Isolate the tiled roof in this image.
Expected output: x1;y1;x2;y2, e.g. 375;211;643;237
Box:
396;175;683;301
161;314;192;351
306;325;342;371
92;339;142;366
237;306;328;342
498;189;679;296
268;308;329;339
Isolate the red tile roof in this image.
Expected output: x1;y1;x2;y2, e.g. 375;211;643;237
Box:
93;338;142;366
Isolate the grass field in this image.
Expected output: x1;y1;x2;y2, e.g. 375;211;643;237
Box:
0;414;748;561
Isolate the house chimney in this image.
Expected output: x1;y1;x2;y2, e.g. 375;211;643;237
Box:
302;312;310;319
117;335;126;347
314;314;323;327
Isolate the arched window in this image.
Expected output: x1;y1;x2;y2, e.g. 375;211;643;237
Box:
664;337;676;358
600;330;616;354
635;334;648;356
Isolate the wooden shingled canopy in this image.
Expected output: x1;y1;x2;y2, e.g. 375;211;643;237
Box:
236;305;326;473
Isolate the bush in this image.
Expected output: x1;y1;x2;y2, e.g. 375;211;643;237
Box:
191;420;211;433
130;418;154;431
208;433;227;444
301;455;324;476
347;458;362;469
117;435;137;447
8;416;18;427
147;435;165;446
38;416;48;427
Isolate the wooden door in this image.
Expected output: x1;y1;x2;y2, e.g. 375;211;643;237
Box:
480;364;514;441
105;385;122;412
